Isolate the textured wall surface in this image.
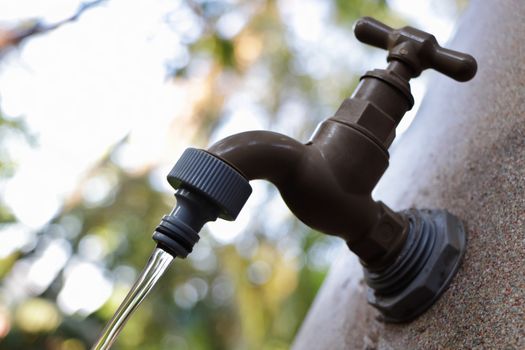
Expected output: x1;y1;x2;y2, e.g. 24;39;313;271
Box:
292;1;524;349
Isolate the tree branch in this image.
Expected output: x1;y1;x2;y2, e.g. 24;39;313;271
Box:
0;0;107;54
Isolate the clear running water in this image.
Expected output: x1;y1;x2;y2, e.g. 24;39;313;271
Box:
90;247;174;350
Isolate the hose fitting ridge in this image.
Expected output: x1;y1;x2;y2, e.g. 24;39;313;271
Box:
167;148;252;221
153;214;200;258
365;209;467;323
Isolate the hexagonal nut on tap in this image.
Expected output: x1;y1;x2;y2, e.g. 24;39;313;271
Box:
365;209;467;323
350;203;407;265
332;98;397;148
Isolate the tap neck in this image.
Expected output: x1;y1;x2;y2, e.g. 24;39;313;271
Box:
331;61;414;150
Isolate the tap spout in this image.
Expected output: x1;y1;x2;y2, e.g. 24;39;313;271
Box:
208;130;305;185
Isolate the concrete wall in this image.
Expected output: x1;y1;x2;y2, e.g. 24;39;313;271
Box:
292;1;524;349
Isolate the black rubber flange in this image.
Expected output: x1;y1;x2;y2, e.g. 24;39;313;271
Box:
364;209;467;323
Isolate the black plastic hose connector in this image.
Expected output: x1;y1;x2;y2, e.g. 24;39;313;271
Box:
167;148;252;220
153;148;252;258
153;188;219;258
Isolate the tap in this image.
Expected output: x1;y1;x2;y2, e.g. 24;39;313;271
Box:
152;17;477;322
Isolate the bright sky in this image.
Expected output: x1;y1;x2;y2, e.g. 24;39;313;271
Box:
0;0;462;316
1;0;188;228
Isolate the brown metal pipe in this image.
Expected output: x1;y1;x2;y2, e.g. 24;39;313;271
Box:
209;120;407;267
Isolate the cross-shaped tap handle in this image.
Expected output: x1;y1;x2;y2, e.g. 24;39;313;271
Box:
354;16;477;82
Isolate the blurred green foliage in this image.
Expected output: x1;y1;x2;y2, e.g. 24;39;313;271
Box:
0;0;432;349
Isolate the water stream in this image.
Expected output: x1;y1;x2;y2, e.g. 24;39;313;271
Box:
90;247;174;350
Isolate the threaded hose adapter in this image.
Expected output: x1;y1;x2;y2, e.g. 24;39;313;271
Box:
153;148;252;258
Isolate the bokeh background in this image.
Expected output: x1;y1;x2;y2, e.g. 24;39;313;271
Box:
0;0;467;349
